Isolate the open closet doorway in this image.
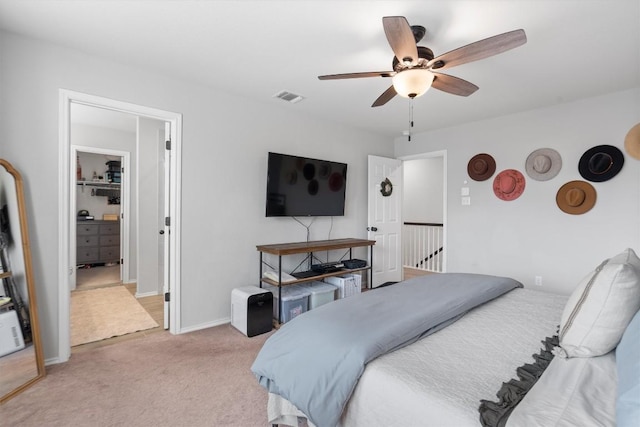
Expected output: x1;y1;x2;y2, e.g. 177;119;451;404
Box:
74;148;128;291
59;90;183;363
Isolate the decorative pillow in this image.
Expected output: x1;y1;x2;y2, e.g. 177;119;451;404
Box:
617;309;640;427
558;248;640;358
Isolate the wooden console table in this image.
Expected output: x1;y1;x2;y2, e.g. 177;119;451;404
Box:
256;238;376;324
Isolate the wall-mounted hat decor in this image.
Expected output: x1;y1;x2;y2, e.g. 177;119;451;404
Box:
467;153;496;181
556;180;596;215
578;145;624;182
624;123;640;160
525;148;562;181
493;169;526;201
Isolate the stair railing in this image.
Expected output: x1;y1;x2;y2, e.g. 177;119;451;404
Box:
402;222;444;272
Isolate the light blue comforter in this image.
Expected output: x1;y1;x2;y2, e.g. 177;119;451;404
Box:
251;273;522;427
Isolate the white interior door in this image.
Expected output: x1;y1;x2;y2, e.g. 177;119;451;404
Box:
368;155;403;287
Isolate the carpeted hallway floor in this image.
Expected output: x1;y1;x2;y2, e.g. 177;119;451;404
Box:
0;324;275;427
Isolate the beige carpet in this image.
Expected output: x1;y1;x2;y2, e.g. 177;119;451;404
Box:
71;286;159;346
1;325;274;426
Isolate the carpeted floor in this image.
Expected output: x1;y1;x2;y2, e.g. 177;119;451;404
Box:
71;286;159;346
0;324;275;426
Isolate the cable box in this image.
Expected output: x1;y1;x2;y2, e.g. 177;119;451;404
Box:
292;270;320;279
311;262;344;273
343;259;367;269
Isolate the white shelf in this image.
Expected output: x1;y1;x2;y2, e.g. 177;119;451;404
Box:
76;180;120;188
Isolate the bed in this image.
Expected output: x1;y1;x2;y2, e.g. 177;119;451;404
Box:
251;249;640;427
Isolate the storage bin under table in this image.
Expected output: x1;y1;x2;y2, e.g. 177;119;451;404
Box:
299;281;337;309
264;284;310;323
324;275;361;299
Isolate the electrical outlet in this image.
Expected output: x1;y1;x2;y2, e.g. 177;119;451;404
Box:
461;196;471;206
535;276;542;286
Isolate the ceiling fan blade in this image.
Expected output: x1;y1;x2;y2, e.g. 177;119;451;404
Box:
371;85;397;107
431;72;479;96
318;71;395;80
383;16;419;66
427;29;527;70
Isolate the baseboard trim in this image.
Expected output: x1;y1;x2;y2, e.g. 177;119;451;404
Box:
178;318;230;334
135;290;160;298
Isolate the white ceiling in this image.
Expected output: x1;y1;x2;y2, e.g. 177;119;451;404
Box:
1;1;638;137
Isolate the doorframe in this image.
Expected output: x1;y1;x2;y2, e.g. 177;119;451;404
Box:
58;89;183;363
398;150;448;273
71;146;131;288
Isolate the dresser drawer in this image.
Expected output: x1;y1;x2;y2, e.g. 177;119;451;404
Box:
77;247;99;263
99;224;119;235
99;235;120;246
77;235;99;247
99;246;120;262
77;224;99;235
76;220;121;266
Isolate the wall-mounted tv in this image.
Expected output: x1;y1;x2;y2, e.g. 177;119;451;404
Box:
265;152;347;217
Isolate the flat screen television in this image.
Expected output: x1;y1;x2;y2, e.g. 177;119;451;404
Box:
265;152;347;217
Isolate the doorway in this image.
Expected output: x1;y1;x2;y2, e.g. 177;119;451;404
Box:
70;109;165;348
59;90;183;363
401;152;447;278
367;151;447;287
74;149;126;291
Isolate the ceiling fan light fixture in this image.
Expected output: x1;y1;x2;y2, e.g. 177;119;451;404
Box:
392;69;434;99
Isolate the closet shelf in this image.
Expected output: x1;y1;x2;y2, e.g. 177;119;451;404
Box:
76;180;120;188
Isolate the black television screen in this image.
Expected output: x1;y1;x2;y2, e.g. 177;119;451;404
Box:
265;152;347;217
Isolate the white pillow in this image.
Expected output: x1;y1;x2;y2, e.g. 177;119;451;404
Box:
558;248;640;358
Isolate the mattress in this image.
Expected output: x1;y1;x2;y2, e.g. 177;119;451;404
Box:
338;288;567;426
267;287;568;426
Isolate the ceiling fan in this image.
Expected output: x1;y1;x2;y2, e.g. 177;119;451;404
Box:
318;16;527;107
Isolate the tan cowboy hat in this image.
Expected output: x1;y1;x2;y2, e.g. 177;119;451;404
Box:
624;123;640;160
493;169;526;201
525;148;562;181
556;180;597;215
467;153;496;181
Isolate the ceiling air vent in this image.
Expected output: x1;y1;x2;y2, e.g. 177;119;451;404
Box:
273;90;304;104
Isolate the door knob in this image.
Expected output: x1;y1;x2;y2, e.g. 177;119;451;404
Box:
159;230;165;235
367;226;378;232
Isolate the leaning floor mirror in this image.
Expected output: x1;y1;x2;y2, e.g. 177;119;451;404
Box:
0;159;45;403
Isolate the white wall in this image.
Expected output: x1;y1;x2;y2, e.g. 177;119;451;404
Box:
395;88;640;295
403;158;443;223
0;31;393;361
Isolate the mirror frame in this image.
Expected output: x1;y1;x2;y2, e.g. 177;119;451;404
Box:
0;158;45;403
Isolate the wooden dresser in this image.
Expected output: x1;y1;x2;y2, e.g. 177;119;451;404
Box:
77;220;120;265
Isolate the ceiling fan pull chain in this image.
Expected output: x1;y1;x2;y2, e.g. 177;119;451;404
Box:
408;99;414;142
